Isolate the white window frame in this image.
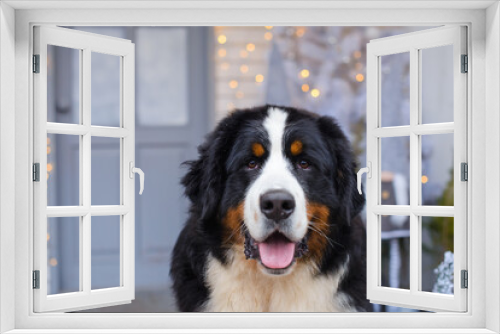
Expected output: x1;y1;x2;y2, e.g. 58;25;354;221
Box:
0;2;499;333
33;25;136;313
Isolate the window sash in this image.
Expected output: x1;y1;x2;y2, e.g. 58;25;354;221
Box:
33;25;136;313
366;26;467;312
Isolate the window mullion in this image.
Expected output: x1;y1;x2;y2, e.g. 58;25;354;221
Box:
409;47;420;294
82;48;92;294
120;55;125;288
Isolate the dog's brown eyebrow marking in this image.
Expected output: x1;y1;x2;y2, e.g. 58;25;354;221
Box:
252;143;265;157
290;140;303;156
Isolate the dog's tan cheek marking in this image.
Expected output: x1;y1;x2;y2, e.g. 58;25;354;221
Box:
222;202;245;245
304;202;330;263
252;143;265;157
290;140;303;156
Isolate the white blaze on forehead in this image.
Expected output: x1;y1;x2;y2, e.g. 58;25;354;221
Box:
263;108;288;163
261;108;292;189
244;107;308;242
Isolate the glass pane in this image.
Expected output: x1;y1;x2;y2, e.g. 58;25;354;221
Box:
91;137;120;205
47;45;80;124
380;215;410;289
381;52;410;127
421;45;454;124
47;134;80;206
47;217;80;294
421;133;454;206
381;136;410;205
136;27;189;126
421;216;454;294
91;52;120;127
91;216;120;290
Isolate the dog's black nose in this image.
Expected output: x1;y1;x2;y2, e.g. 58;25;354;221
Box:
260;190;295;221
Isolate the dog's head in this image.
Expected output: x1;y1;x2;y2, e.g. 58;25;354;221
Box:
182;106;364;275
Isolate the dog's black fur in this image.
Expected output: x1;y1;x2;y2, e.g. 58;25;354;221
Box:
170;105;371;312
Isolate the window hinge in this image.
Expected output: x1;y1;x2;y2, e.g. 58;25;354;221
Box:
461;54;468;73
461;162;468;181
33;163;40;182
33;54;40;73
33;270;40;289
461;270;468;289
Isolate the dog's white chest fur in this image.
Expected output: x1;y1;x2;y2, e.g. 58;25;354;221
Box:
203;250;356;312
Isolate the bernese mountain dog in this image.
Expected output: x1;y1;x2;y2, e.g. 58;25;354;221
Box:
171;105;371;312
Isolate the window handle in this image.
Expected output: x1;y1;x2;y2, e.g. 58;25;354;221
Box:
129;161;145;195
357;162;372;195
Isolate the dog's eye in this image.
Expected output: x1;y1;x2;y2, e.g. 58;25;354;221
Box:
247;160;260;170
297;160;310;170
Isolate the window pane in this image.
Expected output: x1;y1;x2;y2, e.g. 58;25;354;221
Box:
381;136;410;205
421;45;454;124
381;52;410;127
47;217;80;294
91;216;120;290
92;52;121;127
380;215;410;290
91;137;120;205
47;45;80;124
47;134;80;206
421;133;454;206
421;216;454;294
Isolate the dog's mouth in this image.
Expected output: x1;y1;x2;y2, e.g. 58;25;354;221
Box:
244;232;308;271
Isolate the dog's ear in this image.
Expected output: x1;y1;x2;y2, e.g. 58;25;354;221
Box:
317;116;365;224
182;130;226;222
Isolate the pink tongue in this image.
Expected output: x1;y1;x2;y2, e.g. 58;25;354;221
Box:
258;239;296;269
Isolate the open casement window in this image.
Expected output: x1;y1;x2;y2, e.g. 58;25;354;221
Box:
33;26;140;312
363;26;467;312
